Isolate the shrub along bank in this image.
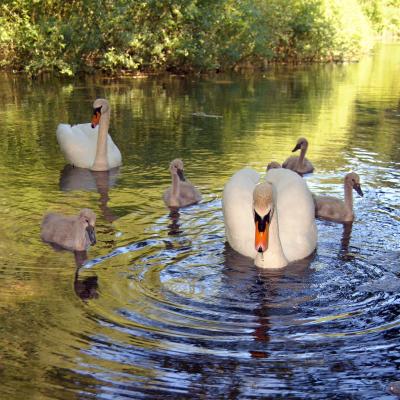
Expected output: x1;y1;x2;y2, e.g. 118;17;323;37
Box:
0;0;398;76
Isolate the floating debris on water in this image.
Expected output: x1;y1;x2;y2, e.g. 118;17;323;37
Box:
192;111;222;119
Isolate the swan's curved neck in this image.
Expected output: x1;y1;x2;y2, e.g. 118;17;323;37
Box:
171;172;180;201
296;144;307;168
92;109;110;171
255;195;288;269
344;181;354;216
73;220;88;250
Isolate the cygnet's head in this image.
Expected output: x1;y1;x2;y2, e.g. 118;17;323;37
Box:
91;98;110;128
253;182;274;254
345;172;363;197
266;161;281;171
169;159;185;181
79;208;97;245
292;137;309;152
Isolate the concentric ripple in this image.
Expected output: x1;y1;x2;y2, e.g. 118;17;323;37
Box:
71;180;400;399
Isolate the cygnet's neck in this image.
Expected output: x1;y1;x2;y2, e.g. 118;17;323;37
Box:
296;144;307;169
170;171;181;205
344;180;354;217
92;109;110;171
73;220;90;250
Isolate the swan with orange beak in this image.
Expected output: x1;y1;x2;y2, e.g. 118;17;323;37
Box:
223;168;317;268
56;98;122;171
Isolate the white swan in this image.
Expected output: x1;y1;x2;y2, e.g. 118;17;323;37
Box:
222;168;317;268
282;137;314;174
56;98;122;171
314;172;363;222
163;159;202;208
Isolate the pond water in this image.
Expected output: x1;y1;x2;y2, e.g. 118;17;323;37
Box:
0;43;399;399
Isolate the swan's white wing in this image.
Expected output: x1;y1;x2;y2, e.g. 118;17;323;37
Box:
56;123;121;169
56;123;97;168
266;168;317;262
222;168;260;259
106;135;122;168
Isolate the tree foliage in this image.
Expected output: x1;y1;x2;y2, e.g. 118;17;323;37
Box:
0;0;398;76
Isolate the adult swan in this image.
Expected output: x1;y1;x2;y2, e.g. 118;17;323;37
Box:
222;168;317;268
56;98;122;171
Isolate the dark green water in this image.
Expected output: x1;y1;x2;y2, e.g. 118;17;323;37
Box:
0;44;399;399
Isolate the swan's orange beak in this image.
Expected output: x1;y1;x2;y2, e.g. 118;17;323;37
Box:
91;112;101;128
254;211;270;253
255;221;269;253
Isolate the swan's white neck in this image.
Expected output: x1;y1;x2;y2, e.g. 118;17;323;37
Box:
92;109;110;171
254;191;288;269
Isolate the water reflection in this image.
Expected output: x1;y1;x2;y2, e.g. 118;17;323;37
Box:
340;222;354;260
223;244;315;360
59;165;119;223
74;267;99;301
167;209;182;236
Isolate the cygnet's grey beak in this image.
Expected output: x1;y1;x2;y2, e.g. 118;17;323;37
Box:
292;143;302;152
354;183;364;197
86;225;97;245
177;168;186;182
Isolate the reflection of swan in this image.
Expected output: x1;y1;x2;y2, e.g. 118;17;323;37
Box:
223;243;314;359
56;98;122;171
41;209;96;251
60;165;119;223
314;172;363;222
222;168;317;268
74;252;99;300
167;209;182;236
282;137;314;174
163;159;202;208
339;222;354;260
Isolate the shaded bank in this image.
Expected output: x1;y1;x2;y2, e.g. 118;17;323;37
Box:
1;0;398;77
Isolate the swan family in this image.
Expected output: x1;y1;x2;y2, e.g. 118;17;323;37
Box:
44;98;364;269
223;168;317;268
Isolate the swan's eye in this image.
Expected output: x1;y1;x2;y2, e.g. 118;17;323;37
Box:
93;106;102;115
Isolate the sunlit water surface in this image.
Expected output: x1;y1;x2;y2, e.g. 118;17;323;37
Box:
0;44;399;399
